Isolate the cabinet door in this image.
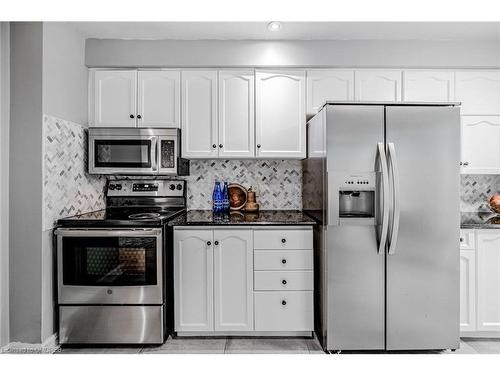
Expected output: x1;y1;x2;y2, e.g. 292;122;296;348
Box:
255;70;306;158
213;230;253;331
354;70;402;101
461;116;500;174
477;231;500;331
403;71;455;102
456;71;500;115
218;71;255;158
181;71;218;158
137;70;180;128
306;70;354;116
460;250;476;332
174;230;214;332
94;70;137;127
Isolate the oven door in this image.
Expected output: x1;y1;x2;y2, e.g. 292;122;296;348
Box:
56;228;163;304
89;135;158;175
158;136;178;175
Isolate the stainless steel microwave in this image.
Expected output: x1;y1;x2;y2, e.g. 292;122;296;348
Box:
88;128;189;176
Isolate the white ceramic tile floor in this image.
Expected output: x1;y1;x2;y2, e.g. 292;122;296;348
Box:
56;337;500;354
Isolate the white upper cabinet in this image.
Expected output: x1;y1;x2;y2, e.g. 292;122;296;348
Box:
94;70;137;127
181;71;218;158
403;71;455;102
137;71;180;128
256;70;306;159
461;116;500;174
477;231;500;331
456;71;500;115
306;70;354;116
354;70;402;102
213;230;253;331
218;71;255;158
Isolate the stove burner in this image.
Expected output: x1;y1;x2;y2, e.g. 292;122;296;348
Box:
128;212;162;220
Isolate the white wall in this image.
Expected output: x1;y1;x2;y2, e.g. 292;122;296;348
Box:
0;21;10;348
85;39;500;68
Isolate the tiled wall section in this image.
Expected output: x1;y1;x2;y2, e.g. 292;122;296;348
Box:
184;160;302;210
461;174;500;212
43;115;105;230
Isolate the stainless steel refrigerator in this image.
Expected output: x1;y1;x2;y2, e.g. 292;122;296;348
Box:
303;102;460;351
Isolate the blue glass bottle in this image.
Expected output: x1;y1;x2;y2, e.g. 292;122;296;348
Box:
212;181;223;213
222;182;229;212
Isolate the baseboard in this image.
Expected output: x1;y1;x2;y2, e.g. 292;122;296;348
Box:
1;333;60;354
176;331;314;337
461;331;500;339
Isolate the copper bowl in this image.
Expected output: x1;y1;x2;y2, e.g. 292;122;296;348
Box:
228;183;247;211
489;195;500;214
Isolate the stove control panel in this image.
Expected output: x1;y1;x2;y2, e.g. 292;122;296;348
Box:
107;180;185;197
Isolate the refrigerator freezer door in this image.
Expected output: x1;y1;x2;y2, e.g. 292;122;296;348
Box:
385;105;460;350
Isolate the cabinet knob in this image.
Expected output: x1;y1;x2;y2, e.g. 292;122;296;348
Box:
214;240;219;245
212;144;217;149
207;241;211;246
219;144;223;148
281;238;287;244
257;144;261;149
129;114;135;119
460;238;464;242
460;162;463;166
281;279;287;285
137;114;142;119
463;162;469;166
281;258;287;264
281;300;287;306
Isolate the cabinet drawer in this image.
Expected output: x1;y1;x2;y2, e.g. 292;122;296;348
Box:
254;229;313;250
254;250;313;270
254;271;313;291
460;230;475;250
254;291;313;331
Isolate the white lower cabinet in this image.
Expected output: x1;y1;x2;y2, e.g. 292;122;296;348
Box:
460;250;476;332
213;230;254;331
174;226;314;335
477;231;500;332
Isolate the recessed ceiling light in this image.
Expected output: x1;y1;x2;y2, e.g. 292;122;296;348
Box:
267;22;282;32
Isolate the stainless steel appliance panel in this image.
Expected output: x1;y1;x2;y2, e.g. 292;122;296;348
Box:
325;105;384;173
56;228;163;305
385;106;460;350
59;305;164;344
327;225;385;350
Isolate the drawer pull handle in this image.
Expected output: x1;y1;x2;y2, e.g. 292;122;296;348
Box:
281;258;287;264
206;241;211;246
281;300;287;306
281;238;287;244
282;279;287;285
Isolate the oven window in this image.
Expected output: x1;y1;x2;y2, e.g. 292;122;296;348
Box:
62;236;157;286
95;140;151;168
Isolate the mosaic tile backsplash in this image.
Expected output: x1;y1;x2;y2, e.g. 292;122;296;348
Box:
43;115;105;230
460;174;500;212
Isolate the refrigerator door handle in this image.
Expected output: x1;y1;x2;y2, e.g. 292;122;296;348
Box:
387;142;401;255
377;142;390;254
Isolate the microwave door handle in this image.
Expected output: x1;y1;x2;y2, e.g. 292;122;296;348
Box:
387;142;401;255
151;138;158;172
377;142;390;255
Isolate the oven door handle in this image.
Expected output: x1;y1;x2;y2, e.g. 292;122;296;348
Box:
54;228;163;237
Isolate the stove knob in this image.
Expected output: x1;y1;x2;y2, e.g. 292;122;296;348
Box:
109;184;115;190
115;184;122;190
169;184;176;190
176;184;183;191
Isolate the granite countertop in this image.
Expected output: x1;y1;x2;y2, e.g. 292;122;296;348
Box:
461;211;500;229
168;210;317;226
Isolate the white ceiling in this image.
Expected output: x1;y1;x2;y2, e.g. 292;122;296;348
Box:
70;22;500;41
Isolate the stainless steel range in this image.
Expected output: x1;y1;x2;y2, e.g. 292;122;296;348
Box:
55;179;186;345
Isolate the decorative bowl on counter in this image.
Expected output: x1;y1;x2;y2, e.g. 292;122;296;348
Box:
489;195;500;214
228;183;247;210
